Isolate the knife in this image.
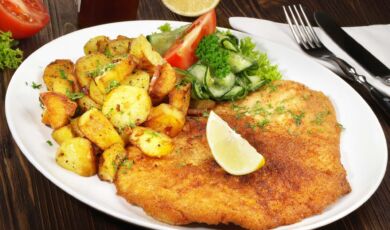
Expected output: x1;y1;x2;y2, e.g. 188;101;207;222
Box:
314;12;390;86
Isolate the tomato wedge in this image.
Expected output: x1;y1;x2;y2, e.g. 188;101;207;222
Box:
0;0;50;39
164;9;217;70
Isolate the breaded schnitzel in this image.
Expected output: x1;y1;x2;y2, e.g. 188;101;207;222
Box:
115;80;351;230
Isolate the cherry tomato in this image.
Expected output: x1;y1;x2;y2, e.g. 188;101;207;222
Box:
0;0;50;39
164;9;217;70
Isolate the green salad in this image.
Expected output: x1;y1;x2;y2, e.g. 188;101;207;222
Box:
148;26;281;101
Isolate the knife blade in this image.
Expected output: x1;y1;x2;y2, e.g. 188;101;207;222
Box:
314;12;390;86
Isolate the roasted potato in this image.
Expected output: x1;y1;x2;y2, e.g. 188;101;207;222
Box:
119;127;132;146
98;143;127;182
56;137;97;176
130;35;164;66
126;145;143;158
43;59;78;93
129;126;174;157
121;70;150;90
77;95;102;111
102;85;152;129
89;80;105;105
149;63;177;104
78;108;124;149
75;53;111;89
168;82;191;115
70;117;85;137
83;35;110;55
144;103;185;137
105;37;132;58
51;125;75;145
94;57;135;94
40;92;78;129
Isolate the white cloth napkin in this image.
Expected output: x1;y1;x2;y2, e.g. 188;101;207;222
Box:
229;17;390;96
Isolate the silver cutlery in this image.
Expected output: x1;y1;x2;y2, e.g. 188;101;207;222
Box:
283;4;390;116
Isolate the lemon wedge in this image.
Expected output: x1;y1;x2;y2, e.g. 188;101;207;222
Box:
162;0;220;17
206;111;265;175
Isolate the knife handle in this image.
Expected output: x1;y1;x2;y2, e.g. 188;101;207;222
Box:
326;56;390;117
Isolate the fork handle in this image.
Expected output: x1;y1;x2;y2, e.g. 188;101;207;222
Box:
325;56;390;117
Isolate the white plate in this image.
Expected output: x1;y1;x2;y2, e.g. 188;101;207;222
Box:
5;21;388;230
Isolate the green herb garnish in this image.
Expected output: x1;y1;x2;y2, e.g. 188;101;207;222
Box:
257;119;270;129
59;69;67;79
46;140;53;146
105;80;120;93
31;82;42;89
158;23;172;32
196;34;230;78
0;31;23;70
66;89;84;101
312;110;330;125
291;111;305;126
88;63;115;78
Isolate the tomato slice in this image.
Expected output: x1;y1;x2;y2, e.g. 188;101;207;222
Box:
0;0;50;39
164;9;217;70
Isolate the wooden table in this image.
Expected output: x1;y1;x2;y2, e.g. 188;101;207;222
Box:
1;0;389;229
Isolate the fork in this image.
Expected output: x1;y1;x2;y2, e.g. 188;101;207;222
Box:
283;4;390;117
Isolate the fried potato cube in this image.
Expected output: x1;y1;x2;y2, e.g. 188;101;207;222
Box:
51;78;73;95
130;35;164;66
83;35;110;55
121;70;150;91
40;92;78;129
98;143;127;182
75;53;111;89
77;95;102;112
169;82;191;115
78;108;124;149
105;38;132;58
149;63;177;104
126;145;143;158
89;80;105;105
129;127;174;157
51;125;75;145
102;85;151;129
43;59;78;94
56;137;97;176
144;103;185;137
70;117;85;137
94;57;135;94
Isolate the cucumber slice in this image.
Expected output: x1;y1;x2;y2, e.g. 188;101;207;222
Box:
246;75;268;91
221;85;247;101
228;52;253;73
147;25;188;55
221;38;239;52
188;64;207;83
204;69;236;98
236;75;251;88
192;82;209;100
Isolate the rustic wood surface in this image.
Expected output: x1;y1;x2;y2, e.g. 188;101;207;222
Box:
1;0;389;229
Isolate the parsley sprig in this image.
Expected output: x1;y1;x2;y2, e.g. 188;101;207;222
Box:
195;34;230;78
66;89;84;101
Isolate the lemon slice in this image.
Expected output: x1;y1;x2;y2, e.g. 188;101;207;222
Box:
206;111;265;175
162;0;220;17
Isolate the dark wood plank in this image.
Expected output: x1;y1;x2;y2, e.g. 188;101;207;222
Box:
0;0;389;230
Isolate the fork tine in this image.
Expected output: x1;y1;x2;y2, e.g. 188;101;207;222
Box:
283;6;301;45
292;5;315;48
287;5;309;49
298;4;321;46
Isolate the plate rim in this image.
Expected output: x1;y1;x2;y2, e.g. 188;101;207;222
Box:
5;20;388;230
